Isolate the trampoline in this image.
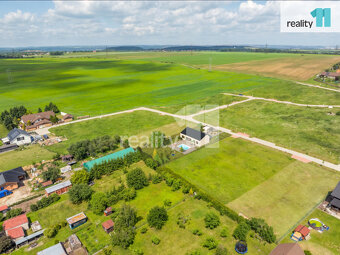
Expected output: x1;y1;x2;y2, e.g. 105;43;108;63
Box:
235;241;248;254
308;218;329;231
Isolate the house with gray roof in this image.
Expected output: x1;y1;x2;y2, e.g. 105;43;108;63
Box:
2;128;32;146
329;181;340;210
180;127;210;147
0;167;27;191
37;242;67;255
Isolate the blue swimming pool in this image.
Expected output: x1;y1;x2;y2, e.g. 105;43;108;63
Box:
178;144;190;151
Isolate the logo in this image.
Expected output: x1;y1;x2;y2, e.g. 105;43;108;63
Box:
280;1;339;33
311;8;331;27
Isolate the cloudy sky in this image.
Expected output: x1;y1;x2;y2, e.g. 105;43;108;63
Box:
0;0;339;47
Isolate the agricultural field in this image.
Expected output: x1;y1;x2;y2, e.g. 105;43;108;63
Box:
228;162;340;239
48;110;185;154
1;57;339;118
166;137;294;204
0;144;55;171
213;54;340;80
195;100;340;163
281;209;340;255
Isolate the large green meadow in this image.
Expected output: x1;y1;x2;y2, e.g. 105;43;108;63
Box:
1;57;339;117
195;100;340;163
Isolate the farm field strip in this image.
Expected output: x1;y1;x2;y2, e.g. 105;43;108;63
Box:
223;92;340;108
44;106;340;172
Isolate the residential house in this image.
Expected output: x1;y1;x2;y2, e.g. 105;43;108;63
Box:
37;242;67;255
1;128;32;146
3;214;29;240
45;180;72;196
180;127;210;147
62;155;74;162
66;212;87;229
62;114;73;122
329;181;340;211
21;111;55;131
102;219;114;233
270;243;304;255
0;167;27;191
318;72;340;81
0;205;9;214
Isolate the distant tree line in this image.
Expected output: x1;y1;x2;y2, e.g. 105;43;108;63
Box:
0;106;27;130
49;51;64;55
67;135;121;160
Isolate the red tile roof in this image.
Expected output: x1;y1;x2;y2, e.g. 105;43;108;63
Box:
3;214;28;231
102;219;114;230
294;225;310;237
0;205;8;212
7;226;25;239
21;111;55;124
42;180;53;187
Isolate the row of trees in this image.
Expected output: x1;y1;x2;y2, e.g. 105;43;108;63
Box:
68;135;121;160
0;106;27;130
30;194;60;212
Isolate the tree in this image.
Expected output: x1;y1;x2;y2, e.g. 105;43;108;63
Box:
126;168;148;190
0;235;14;253
304;251;312;255
202;237;218;250
147;206;168;229
38;107;42;113
71;170;90;184
220;228;228;238
89;192;108;214
204;212;220;229
232;222;250;241
69;184;93;204
111;204;138;249
123;139;129;148
247;218;276;243
42;167;60;183
5;208;23;220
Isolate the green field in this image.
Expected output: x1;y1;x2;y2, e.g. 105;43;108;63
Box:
48;110;183;154
228;162;340;239
281;209;340;255
0;144;55;171
166;137;294;204
195;100;340;163
1;57;339;117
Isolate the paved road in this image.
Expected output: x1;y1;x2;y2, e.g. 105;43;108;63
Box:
223;93;340;108
39;105;340;172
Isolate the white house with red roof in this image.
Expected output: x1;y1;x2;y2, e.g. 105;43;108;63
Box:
3;214;29;240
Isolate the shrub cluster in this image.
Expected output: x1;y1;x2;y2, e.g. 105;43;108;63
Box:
68;135;121;160
232;221;250;241
45;221;67;238
151;236;161;245
126;168;148;190
30;194;60;212
202;237;218;250
204;212;220;229
69;184;93;204
247;218;276;243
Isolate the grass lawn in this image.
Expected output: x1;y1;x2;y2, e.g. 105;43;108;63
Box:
228;161;340;239
281;209;340;255
48;111;180;154
0;123;8;138
166;137;294;204
1;57;339;117
0;144;55;171
195;100;340;163
154;93;246;115
107;197;276;255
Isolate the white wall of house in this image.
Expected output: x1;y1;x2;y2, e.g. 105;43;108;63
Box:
180;134;210;147
10;135;31;146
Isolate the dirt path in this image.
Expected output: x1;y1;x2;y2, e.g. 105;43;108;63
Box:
295;81;340;93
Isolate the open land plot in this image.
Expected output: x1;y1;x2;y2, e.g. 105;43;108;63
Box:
48;110;185;154
166;137;294;204
0;123;7;138
1;58;340;117
0;144;55;171
212;54;340;80
228;162;340;239
109;197;275;255
195;100;340;163
281;209;340;255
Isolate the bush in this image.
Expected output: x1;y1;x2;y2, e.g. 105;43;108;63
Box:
71;170;90;184
163;199;172;207
186;250;201;255
140;227;148;234
147;206;168;229
220;227;228;238
0;235;14;253
204;212;220;229
151;236;160;245
89;192;108;215
171;179;181;191
182;185;191;194
152;174;163;184
215;245;228;255
145;158;159;170
122;188;136;201
247;218;276;243
192;229;203;236
45;227;57;238
304;251;312;255
133;248;144;255
30;194;60;212
42;167;60;183
233;222;250;241
202;237;218;250
5;208;23;220
126;168;148;190
69;184;93;204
